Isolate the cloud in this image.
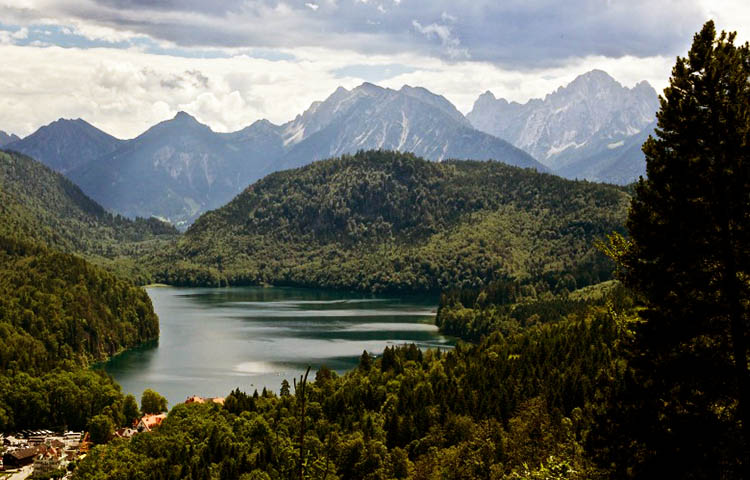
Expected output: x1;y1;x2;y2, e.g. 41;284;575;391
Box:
0;43;370;137
0;0;746;141
11;27;28;39
0;40;675;140
440;11;456;23
0;0;717;67
412;19;468;59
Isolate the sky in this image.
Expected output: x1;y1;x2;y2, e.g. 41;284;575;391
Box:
0;0;749;139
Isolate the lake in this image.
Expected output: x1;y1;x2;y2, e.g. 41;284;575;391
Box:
102;286;453;407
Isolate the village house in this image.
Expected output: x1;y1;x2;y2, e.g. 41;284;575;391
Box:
32;445;64;477
3;445;40;468
64;431;82;447
4;435;24;447
135;413;167;433
114;427;138;439
185;395;225;405
79;433;92;454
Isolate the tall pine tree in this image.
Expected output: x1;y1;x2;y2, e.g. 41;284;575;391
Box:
606;20;750;479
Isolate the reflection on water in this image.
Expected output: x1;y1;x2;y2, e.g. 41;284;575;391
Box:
101;286;452;406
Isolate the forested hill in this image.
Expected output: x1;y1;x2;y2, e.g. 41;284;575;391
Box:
0;235;159;431
0;236;159;374
157;150;630;292
0;149;177;280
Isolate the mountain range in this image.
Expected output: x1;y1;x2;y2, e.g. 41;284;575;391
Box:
467;69;659;182
6;70;656;226
4;118;122;174
7;84;539;227
273;83;539;172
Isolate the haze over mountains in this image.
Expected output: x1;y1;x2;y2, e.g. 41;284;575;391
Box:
6;69;657;227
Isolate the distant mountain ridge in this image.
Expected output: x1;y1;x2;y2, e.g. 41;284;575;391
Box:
7;118;123;174
274;83;540;172
11;84;541;227
0;130;20;147
9;71;651;225
66;111;277;228
467;70;658;183
0;149;176;280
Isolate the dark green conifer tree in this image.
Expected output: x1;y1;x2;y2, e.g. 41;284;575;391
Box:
607;20;750;479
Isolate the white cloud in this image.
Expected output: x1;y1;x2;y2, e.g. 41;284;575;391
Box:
0;0;748;140
0;0;715;65
697;0;750;43
0;41;677;139
11;27;28;39
440;11;456;23
412;19;468;59
0;44;367;137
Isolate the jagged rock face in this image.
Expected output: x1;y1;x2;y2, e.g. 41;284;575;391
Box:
467;70;659;183
5;119;122;174
0;130;20;147
275;83;541;172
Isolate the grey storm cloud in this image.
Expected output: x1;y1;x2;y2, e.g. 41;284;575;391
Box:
12;0;707;66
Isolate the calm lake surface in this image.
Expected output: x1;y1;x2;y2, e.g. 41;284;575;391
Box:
102;286;452;407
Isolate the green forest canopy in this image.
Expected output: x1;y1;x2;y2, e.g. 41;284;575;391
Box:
152;150;629;292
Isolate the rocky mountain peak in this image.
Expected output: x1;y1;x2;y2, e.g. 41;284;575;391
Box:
5;117;122;174
171;111;202;125
355;82;386;95
0;130;21;147
466;69;660;182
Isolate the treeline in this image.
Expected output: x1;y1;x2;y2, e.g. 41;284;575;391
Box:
149;150;629;292
0;370;126;432
74;293;631;479
436;260;623;341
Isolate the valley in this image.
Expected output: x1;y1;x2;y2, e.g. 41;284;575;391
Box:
1;14;747;475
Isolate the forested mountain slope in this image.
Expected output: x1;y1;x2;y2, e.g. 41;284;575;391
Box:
0;237;159;374
0;151;165;431
155;150;629;292
0;149;177;280
0;235;160;431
